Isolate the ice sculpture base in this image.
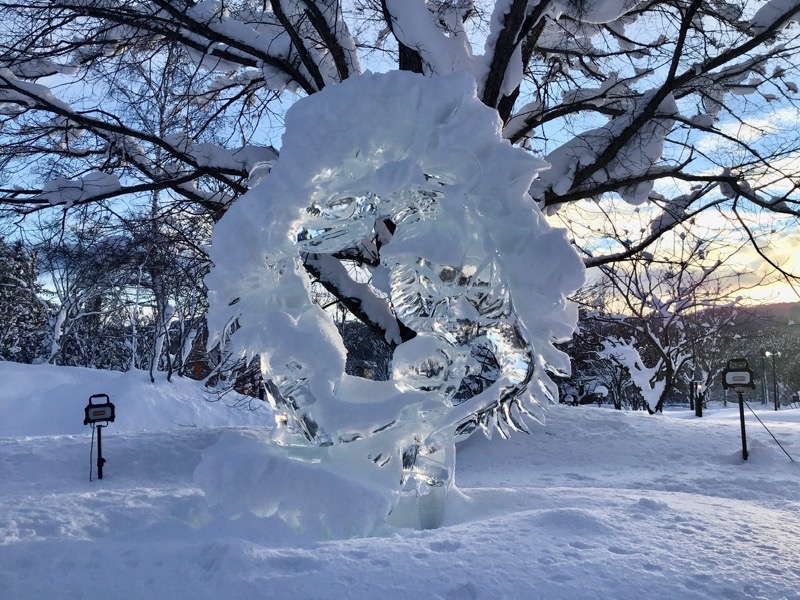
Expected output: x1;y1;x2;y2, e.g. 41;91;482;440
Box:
194;429;398;540
384;487;448;530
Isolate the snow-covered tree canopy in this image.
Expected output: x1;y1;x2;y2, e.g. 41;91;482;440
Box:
1;0;798;263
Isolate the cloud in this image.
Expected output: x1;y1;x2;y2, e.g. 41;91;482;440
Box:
548;198;799;303
694;106;800;154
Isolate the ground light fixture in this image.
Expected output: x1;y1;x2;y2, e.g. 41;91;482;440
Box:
721;359;755;461
764;351;781;411
84;393;115;480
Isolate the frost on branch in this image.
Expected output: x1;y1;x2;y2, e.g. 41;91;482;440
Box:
599;339;665;412
531;90;678;209
206;71;583;532
36;172;121;208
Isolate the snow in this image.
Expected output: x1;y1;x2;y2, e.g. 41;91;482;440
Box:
530;90;678;207
552;0;645;24
384;0;475;77
0;68;74;112
649;190;699;233
36;172;121;208
504;98;544;140
561;72;632;108
3;360;800;599
600;339;665;411
750;0;800;34
0;363;263;437
304;254;402;345
189;143;278;174
181;0;362;91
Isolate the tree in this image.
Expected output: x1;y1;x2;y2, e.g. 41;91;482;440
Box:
99;43;221;380
1;1;798;258
559;286;642;409
2;0;799;369
741;307;800;406
0;237;47;362
596;350;641;410
592;231;752;412
29;211;144;367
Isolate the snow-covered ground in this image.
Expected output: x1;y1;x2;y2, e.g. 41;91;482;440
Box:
2;361;799;599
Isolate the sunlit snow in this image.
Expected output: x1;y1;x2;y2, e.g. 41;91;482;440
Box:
2;361;800;599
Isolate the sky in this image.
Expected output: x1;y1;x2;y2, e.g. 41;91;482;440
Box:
551;195;800;305
2;360;800;599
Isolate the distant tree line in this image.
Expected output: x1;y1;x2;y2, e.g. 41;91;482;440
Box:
559;288;800;411
0;230;394;395
0;213;212;382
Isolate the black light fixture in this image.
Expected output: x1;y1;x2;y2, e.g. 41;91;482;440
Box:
84;394;115;480
721;358;755;461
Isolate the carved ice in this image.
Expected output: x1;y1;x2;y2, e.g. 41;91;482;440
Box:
206;71;584;532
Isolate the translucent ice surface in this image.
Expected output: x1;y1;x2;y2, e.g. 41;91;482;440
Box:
206;71;584;528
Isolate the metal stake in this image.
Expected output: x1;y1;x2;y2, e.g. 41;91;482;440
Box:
738;391;748;461
96;425;107;479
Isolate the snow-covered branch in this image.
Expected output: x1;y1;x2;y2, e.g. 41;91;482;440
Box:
302;253;411;346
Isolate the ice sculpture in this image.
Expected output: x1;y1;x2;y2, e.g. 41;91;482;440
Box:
206;71;584;530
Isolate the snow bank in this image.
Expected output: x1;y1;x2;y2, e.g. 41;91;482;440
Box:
0;362;265;437
3;361;800;599
194;428;398;540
